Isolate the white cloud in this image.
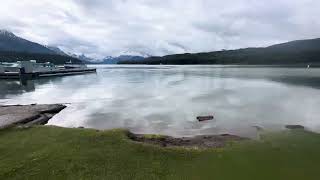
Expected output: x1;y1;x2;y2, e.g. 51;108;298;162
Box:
1;0;320;58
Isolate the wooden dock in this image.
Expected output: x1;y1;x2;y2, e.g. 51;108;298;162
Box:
0;68;96;79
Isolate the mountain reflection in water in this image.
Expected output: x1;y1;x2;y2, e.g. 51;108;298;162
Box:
1;65;320;138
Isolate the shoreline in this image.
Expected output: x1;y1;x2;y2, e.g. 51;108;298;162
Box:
0;103;249;148
1;104;318;179
0;103;307;149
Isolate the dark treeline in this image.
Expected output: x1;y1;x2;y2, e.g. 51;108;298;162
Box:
119;38;320;65
0;51;83;64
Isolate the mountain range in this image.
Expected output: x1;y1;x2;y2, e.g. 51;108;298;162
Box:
0;30;56;55
119;38;320;65
0;30;83;64
1;29;320;65
0;30;147;64
98;55;146;64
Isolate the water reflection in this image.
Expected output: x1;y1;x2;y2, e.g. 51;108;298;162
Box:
0;80;35;99
1;65;320;137
0;76;68;99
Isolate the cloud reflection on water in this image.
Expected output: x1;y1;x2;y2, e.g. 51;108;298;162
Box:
1;65;320;137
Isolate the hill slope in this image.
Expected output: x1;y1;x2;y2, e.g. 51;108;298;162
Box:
0;51;83;65
119;38;320;65
0;30;83;64
0;30;55;54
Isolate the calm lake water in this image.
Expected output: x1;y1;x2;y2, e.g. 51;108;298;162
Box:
1;65;320;137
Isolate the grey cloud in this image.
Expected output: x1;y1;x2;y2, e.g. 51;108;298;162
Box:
0;0;320;58
168;42;189;52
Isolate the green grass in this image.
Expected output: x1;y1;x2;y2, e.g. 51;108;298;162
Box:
0;126;320;180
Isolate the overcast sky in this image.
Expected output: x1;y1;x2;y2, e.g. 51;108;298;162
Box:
1;0;319;58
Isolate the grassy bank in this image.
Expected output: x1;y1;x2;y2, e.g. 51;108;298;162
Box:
0;126;319;180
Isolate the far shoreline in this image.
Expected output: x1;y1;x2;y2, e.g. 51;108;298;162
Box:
89;63;320;68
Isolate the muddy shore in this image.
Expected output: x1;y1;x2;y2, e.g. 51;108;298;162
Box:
128;132;248;148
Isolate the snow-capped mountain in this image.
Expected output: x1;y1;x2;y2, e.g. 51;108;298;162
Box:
0;29;150;64
67;51;150;64
99;51;150;64
101;55;147;64
71;54;97;63
0;29;16;38
116;50;151;58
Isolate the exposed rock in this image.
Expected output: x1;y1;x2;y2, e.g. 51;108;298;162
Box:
127;132;248;149
0;104;66;129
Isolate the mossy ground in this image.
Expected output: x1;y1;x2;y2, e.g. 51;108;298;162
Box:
0;126;319;180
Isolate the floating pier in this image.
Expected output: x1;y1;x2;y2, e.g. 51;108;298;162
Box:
0;60;96;79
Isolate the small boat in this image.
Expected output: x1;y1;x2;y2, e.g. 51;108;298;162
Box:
0;60;96;79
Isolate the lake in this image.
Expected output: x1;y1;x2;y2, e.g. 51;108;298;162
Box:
1;65;320;138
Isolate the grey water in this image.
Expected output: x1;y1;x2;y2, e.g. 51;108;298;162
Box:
1;65;320;138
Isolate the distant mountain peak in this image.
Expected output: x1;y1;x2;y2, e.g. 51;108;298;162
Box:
100;54;146;64
0;29;18;38
116;50;151;58
0;29;14;35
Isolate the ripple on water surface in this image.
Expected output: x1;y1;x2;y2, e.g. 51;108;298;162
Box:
1;65;320;137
